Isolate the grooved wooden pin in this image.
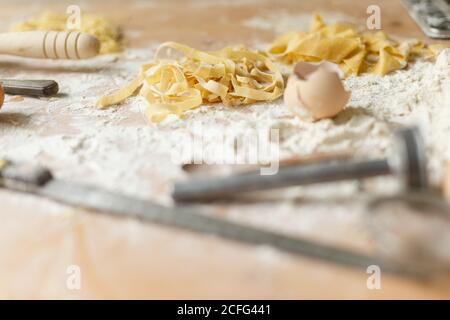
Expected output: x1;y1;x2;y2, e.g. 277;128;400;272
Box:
0;31;100;59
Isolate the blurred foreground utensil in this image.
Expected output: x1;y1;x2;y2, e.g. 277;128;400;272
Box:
0;158;420;277
368;191;450;273
172;127;427;202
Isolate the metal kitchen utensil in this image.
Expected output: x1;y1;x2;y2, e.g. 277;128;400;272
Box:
403;0;450;39
368;191;450;273
172;127;427;202
0;158;420;277
0;79;59;97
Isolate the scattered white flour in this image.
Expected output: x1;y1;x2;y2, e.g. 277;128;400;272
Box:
1;48;449;192
244;11;357;35
0;13;449;246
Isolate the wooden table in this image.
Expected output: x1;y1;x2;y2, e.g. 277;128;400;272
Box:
1;0;449;299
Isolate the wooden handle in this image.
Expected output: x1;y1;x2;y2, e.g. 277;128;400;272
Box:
0;31;100;59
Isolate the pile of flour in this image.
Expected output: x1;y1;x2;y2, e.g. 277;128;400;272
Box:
0;12;448;252
1;48;448;202
0;12;449;208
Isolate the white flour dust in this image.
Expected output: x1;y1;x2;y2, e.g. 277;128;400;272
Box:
0;12;447;253
1;48;449;204
0;12;449;212
244;11;357;35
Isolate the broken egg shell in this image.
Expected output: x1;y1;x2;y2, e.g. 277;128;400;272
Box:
285;61;350;121
298;65;350;119
284;75;314;121
293;60;345;80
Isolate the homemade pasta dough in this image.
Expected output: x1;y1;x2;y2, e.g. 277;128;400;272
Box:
12;12;121;54
97;42;284;122
268;14;444;76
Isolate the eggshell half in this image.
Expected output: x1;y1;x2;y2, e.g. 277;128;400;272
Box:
286;61;350;121
297;66;350;119
294;60;345;80
284;75;314;121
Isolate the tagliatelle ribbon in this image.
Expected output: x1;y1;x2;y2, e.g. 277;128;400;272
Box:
96;42;284;122
268;13;446;76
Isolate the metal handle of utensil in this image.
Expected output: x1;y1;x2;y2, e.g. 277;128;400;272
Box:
368;192;450;273
172;159;392;202
0;79;59;97
0;159;53;190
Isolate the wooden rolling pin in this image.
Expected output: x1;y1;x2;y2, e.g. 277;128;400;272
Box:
0;31;100;59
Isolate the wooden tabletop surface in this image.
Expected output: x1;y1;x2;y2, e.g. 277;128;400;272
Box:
1;0;449;299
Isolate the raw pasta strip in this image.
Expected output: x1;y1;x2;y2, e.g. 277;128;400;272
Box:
268;13;446;76
97;42;284;122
